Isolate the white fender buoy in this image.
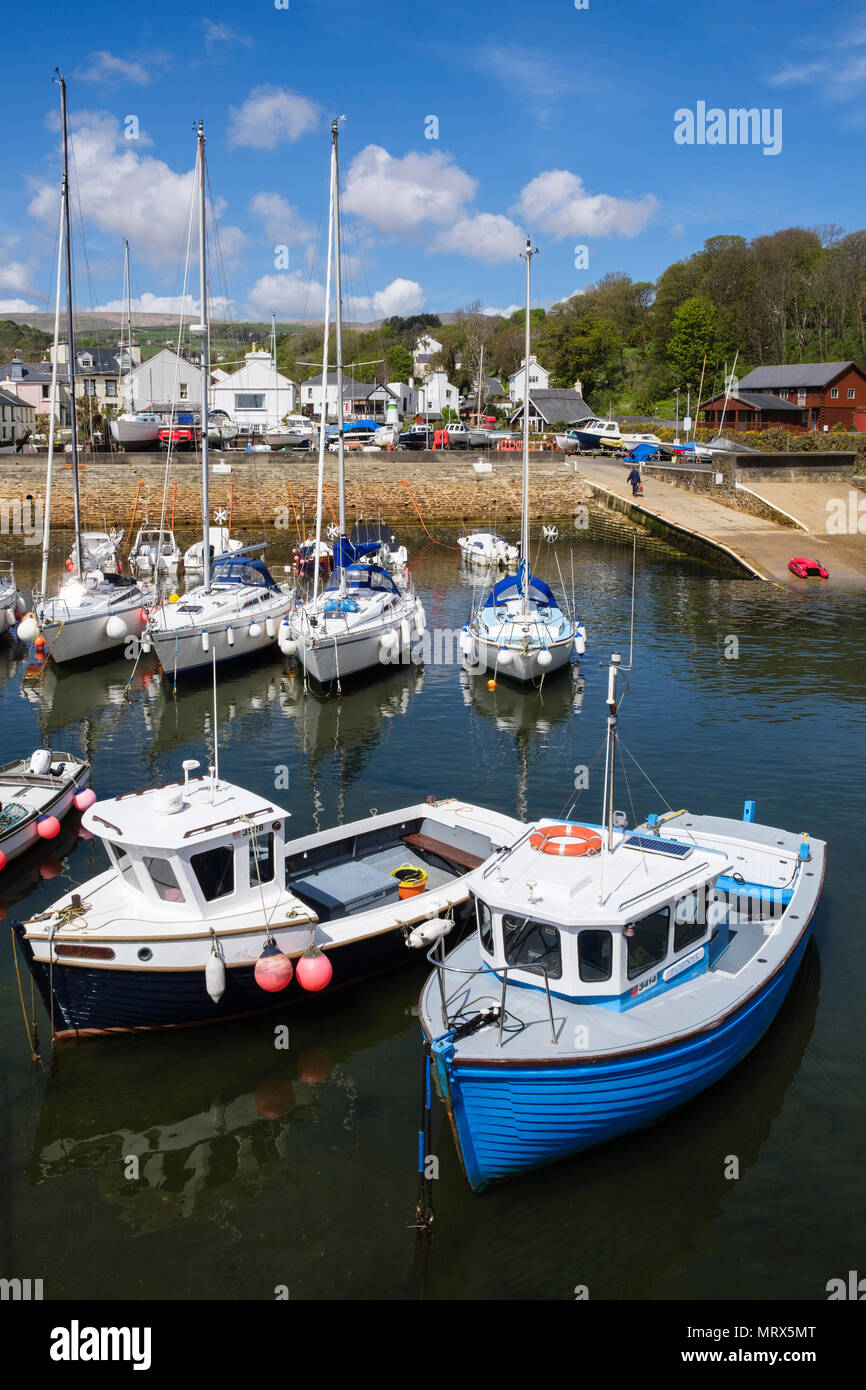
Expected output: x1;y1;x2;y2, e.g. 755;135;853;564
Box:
280;637;298;657
17;614;37;642
408;917;454;949
201;630;210;652
575;633;586;655
106;615;128;640
265;617;275;637
497;647;513;666
414;600;426;633
142;633;152;654
226;625;235;647
537;648;553;668
249;622;262;639
458;628;473;656
205;946;225;1003
400;617;411;648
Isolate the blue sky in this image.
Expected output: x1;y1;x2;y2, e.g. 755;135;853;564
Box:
2;0;865;323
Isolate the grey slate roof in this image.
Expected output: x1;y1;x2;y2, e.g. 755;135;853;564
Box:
72;347;133;376
510;388;593;425
0;358;54;382
0;386;32;408
732;391;801;412
738;362;856;390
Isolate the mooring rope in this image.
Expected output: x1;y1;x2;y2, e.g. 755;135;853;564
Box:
400;480;459;551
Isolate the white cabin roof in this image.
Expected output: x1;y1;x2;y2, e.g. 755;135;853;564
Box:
83;776;290;853
472;820;732;928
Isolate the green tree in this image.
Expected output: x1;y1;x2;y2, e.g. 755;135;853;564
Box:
667;298;724;385
384;343;413;381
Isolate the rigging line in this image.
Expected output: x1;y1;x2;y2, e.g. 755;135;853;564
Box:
156;155;198;565
617;737;674;812
558;735;607;821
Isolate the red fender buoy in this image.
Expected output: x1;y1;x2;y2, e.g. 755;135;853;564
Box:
296;945;333;992
254;939;294;992
37;815;61;840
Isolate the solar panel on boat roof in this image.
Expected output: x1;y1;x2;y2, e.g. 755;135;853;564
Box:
624;834;692;858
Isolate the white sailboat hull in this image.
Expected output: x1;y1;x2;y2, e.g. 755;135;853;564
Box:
110;419;162;450
39;590;149;664
150;591;294;677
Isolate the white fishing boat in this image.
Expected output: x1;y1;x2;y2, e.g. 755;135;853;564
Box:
182;526;243;572
265;416;316;451
281;120;424;690
12;756;523;1039
207;410;239;444
129;525;182;575
561;418;662;455
146;124;293;682
110;412;164;450
19;74;154;667
67;530;124;575
458;532;519;568
0;561;26;636
460;241;584;685
0;747;91;871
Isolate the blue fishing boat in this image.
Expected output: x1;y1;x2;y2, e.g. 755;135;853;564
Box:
418;652;826;1193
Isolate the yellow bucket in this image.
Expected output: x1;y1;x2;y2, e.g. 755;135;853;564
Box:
392;864;428;899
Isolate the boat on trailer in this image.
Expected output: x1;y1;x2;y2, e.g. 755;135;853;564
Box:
418;653;826;1192
0;748;91;871
13;764;522;1040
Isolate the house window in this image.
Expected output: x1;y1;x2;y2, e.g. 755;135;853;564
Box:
79;354;93;370
105;380;117;397
179;383;188;400
797;391;805;404
848;388;855;399
235;393;265;410
831;388;839;399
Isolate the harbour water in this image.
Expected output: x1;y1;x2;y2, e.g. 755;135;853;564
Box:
1;530;863;1300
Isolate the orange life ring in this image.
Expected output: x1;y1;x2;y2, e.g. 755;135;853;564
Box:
529;823;602;856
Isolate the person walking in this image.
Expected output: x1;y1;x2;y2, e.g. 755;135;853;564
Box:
626;464;642;497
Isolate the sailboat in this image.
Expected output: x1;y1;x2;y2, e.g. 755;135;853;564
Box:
265;312;314;451
17;74;152;666
280;120;423;689
459;240;582;684
110;240;163;451
147;121;294;682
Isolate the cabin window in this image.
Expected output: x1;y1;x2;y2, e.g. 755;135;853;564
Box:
502;914;562;979
626;907;670;980
674;888;707;952
112;845;140;891
143;855;186;903
191;845;235;901
249;829;274;886
578;930;612;982
476;900;493;954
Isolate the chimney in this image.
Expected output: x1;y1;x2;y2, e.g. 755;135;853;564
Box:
575;378;583;394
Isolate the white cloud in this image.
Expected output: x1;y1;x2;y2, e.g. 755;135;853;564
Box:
0;261;35;296
513;170;657;239
28;111;246;269
342;145;477;235
480;45;579;101
770;25;866;108
75;51;154;86
227;86;320;149
203;21;254;55
482;304;520;317
249;193;316;246
0;298;41;313
93;292;235;316
246;274;423;322
432;213;524;264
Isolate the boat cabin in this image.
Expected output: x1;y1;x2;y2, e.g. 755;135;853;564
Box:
82;773;292;923
470;820;742;1010
210;556;281;591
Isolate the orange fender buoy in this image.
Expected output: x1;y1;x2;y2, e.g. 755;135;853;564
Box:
529;823;602;857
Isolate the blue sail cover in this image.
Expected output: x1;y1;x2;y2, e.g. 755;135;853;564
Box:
333;535;380;569
482;569;560;609
325;563;399;594
624;442;659;462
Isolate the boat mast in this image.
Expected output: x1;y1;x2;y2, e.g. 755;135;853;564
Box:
272;311;279;428
123;238;133;407
56;71;83;578
332;118;346;548
521;238;534;615
311;136;336;606
195;121;211;592
40;187;65;597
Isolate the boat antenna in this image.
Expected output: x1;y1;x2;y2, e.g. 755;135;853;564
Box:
55;70;83;578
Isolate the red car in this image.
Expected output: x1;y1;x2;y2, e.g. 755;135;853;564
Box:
788;557;829;579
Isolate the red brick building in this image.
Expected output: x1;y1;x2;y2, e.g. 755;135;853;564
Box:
700;361;866;434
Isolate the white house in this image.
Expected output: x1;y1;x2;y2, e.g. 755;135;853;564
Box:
508;354;550;404
418;369;459;419
387;380;419;416
122;348;202;413
210;349;298;434
0;386;36;444
413;334;442;380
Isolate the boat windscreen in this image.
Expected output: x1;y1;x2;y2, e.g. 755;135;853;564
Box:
325;563;398;594
483;570;559;609
212;557;278;589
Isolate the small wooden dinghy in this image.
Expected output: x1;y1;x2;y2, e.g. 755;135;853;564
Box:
0;749;91;870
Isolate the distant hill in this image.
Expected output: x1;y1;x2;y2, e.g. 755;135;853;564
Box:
0;310;463;336
0;319;55;362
